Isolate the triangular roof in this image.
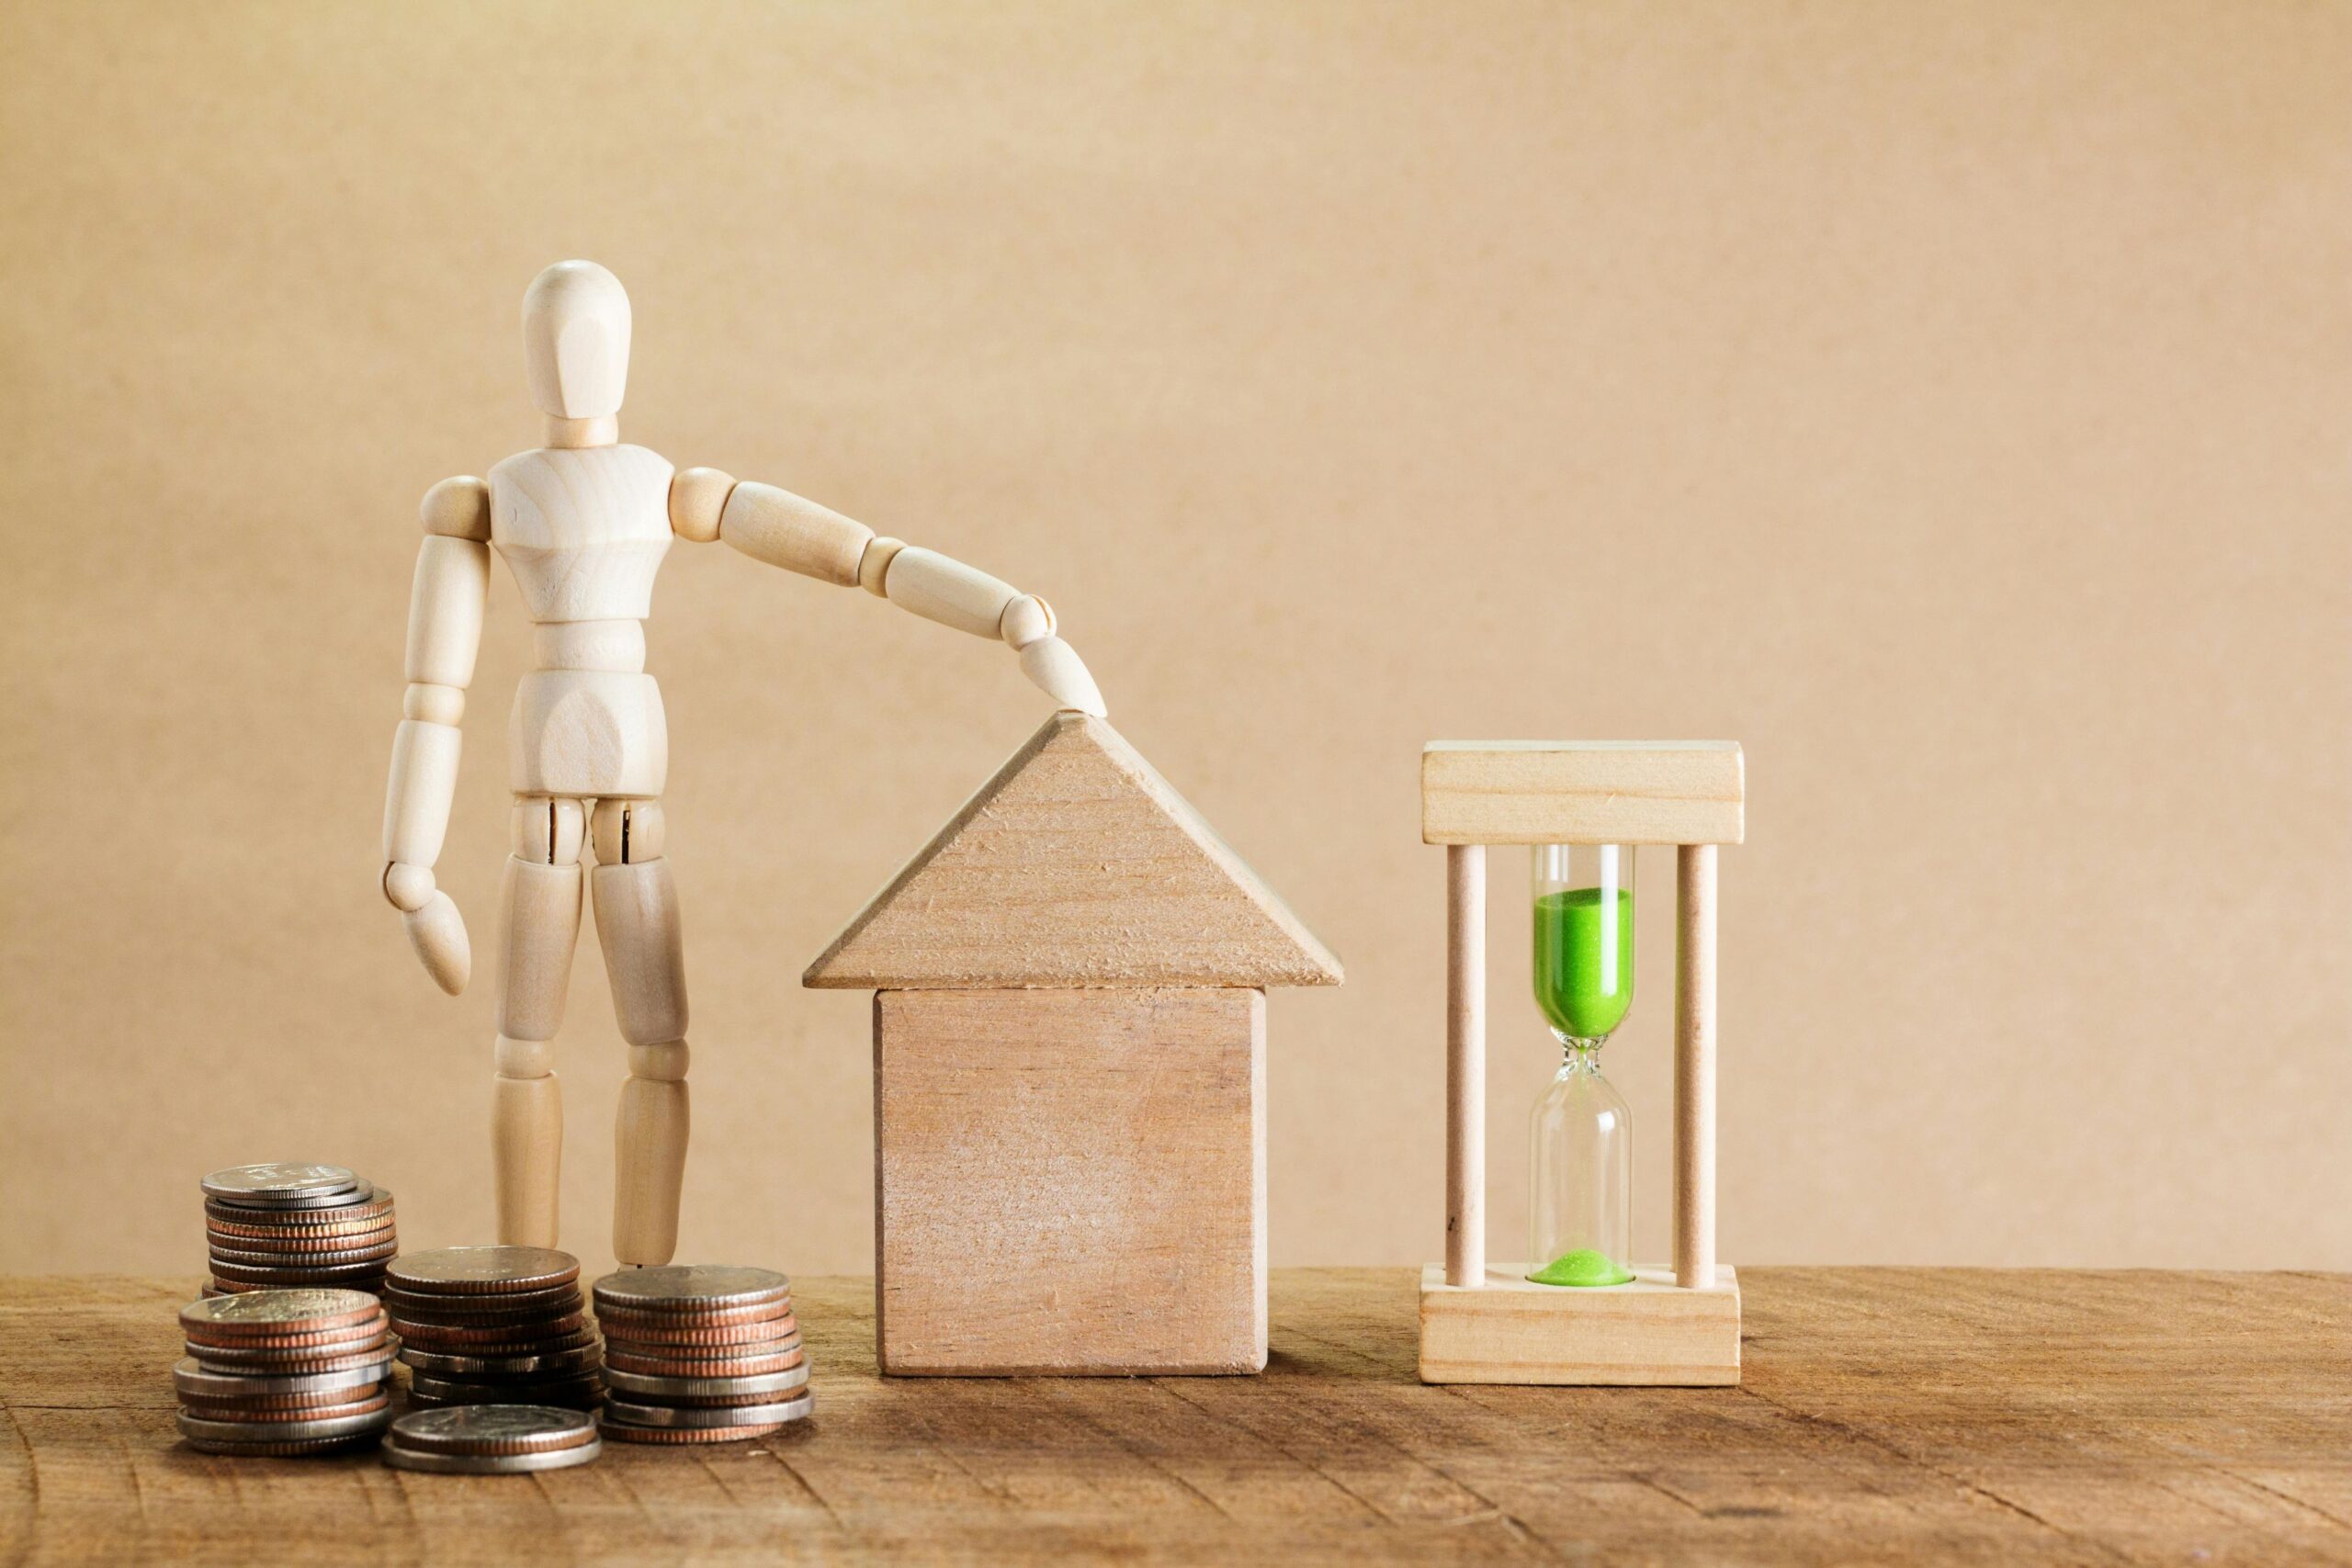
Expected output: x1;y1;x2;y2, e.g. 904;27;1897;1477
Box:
803;713;1343;989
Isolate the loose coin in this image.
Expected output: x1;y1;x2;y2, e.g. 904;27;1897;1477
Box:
201;1164;357;1203
389;1247;579;1295
177;1406;392;1445
390;1404;599;1456
592;1265;790;1314
180;1290;384;1337
602;1362;809;1400
174;1357;390;1401
602;1392;812;1428
381;1436;602;1473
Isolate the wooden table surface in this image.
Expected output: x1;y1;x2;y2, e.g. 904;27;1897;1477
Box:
2;1269;2346;1565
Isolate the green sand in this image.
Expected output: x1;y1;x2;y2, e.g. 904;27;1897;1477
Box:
1532;886;1634;1040
1527;1249;1635;1288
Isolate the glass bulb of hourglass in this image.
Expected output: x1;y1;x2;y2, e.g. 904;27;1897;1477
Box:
1528;843;1635;1287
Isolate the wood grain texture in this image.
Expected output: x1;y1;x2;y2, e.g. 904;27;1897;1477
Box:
1421;740;1746;846
1419;1264;1741;1385
875;987;1265;1375
805;713;1343;989
2;1269;2345;1565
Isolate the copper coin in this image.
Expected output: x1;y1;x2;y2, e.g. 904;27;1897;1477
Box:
204;1190;396;1231
592;1265;790;1314
184;1311;388;1350
603;1345;803;1379
390;1404;599;1456
388;1247;579;1295
194;1338;397;1375
180;1289;382;1337
602;1327;799;1359
209;1254;389;1281
382;1284;581;1321
594;1313;797;1348
207;1224;399;1256
390;1312;585;1345
599;1416;789;1444
392;1325;596;1359
175;1382;387;1413
201;1164;356;1202
397;1340;601;1376
593;1298;794;1333
209;1237;401;1268
182;1390;390;1424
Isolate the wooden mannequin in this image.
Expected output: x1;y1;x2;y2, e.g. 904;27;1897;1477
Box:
381;260;1107;1266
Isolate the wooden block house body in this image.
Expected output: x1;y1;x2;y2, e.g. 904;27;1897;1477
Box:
805;713;1342;1375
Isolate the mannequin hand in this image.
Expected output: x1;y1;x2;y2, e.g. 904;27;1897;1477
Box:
1000;595;1107;717
382;862;471;995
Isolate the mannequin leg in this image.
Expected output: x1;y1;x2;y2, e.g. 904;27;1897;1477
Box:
591;798;690;1267
492;795;585;1247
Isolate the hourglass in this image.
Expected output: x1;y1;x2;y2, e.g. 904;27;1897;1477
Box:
1416;739;1745;1386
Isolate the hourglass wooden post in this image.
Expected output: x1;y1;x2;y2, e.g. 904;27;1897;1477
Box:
1417;740;1745;1386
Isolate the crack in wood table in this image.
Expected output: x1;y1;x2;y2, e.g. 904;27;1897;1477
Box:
2;1269;2346;1564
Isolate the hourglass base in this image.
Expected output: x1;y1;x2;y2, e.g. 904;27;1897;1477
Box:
1418;1263;1741;1385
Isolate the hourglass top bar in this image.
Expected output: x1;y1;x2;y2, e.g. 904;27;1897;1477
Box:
1420;740;1744;847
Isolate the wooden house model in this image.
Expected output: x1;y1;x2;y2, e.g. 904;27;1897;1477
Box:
804;712;1343;1375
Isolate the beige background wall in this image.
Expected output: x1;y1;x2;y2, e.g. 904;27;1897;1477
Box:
2;2;2345;1283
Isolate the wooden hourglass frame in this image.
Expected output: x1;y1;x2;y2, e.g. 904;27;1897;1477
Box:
1418;740;1745;1385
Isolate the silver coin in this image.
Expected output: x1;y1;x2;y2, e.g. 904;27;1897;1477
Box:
180;1288;383;1332
204;1189;395;1225
182;1431;386;1457
591;1265;790;1314
601;1391;813;1427
389;1247;580;1294
397;1342;602;1375
381;1435;601;1473
201;1164;357;1201
206;1179;374;1213
391;1404;599;1455
174;1357;389;1400
601;1361;808;1399
209;1237;401;1266
177;1405;392;1443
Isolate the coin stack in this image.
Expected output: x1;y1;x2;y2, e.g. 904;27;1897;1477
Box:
594;1266;812;1444
382;1404;603;1474
386;1247;604;1410
174;1288;396;1455
201;1164;398;1297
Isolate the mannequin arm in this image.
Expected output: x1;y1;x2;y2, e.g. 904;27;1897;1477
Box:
669;468;1106;716
380;476;492;994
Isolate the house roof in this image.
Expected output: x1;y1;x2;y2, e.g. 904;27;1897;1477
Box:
803;712;1344;990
